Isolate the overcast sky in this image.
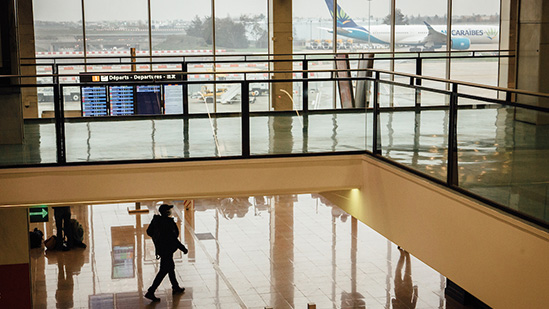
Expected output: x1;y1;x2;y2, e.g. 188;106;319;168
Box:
33;0;500;22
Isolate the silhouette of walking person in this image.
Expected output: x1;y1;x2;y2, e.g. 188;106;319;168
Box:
145;204;188;302
392;247;419;309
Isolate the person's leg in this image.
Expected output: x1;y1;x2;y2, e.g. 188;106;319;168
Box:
145;258;168;302
149;264;169;293
54;208;64;249
162;255;179;287
63;208;73;249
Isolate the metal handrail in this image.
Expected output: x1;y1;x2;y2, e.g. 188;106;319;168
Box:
1;70;547;229
22;49;514;61
3;67;549;100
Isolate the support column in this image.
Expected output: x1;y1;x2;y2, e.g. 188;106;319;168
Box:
269;0;293;111
0;208;31;308
18;0;38;119
515;0;549;124
0;0;24;144
499;0;518;90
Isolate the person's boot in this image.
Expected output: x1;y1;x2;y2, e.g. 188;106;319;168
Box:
144;290;160;302
172;286;185;295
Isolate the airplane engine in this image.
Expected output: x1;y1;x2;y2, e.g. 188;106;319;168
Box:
451;37;471;50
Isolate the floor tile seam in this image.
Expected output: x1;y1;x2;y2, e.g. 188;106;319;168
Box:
181;215;247;309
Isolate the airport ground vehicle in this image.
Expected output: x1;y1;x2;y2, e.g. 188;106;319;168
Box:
37;86;81;102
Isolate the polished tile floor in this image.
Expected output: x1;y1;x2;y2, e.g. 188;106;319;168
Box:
30;194;470;308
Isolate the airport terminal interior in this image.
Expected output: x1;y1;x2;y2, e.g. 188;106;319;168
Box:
0;0;548;308
30;195;466;309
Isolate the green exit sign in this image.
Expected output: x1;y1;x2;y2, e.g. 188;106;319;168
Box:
29;206;49;223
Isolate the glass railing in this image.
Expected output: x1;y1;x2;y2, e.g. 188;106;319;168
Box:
3;50;548;229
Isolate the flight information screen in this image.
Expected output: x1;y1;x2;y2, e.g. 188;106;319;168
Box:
164;84;183;114
109;85;134;116
136;85;162;115
81;86;108;117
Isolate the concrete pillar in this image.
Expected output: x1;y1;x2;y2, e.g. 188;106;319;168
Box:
499;0;518;90
269;0;293;111
0;207;31;308
515;0;549;124
0;0;24;144
18;0;39;119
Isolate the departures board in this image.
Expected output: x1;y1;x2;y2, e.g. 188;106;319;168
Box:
81;84;183;117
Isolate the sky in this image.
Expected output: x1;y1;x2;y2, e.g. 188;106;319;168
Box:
33;0;500;22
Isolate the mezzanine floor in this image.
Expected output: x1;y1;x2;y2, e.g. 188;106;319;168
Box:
4;107;548;224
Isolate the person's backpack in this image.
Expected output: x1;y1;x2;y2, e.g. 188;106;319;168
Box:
70;219;84;242
44;235;57;250
146;216;161;259
29;228;44;248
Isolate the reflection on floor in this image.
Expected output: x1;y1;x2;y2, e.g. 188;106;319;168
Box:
30;194;469;308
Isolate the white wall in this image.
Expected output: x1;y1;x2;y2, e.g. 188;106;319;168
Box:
321;155;549;309
1;154;547;308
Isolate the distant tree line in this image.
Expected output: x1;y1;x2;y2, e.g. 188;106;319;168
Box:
384;9;499;25
185;14;267;49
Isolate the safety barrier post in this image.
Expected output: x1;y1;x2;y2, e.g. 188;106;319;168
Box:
373;72;382;155
447;83;459;186
241;81;250;158
302;59;309;113
182;62;189;116
53;64;66;164
415;57;422;110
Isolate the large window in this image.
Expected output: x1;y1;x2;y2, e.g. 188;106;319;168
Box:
215;0;268;54
451;0;501;90
33;0;83;54
84;0;149;56
31;0;505;114
151;0;213;54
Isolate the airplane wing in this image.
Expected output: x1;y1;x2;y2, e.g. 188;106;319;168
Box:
398;36;428;46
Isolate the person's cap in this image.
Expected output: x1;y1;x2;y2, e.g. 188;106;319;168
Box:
158;204;174;213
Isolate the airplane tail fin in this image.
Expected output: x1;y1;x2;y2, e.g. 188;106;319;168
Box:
324;0;364;30
423;21;438;35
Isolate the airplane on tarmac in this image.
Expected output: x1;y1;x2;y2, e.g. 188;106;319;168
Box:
324;0;499;51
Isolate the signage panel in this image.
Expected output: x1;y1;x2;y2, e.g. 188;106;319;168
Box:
29;205;49;223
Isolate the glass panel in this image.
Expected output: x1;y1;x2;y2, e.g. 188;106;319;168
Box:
33;0;84;55
336;0;391;53
189;65;215;114
250;110;367;155
457;104;549;224
422;55;450;91
0;121;57;166
395;0;447;52
394;0;448;88
65;117;241;162
250;115;303;155
215;0;268;54
451;0;500;51
418;89;450;107
84;0;150;57
309;79;335;110
380;100;450;182
450;0;500;99
366;109;374;152
293;0;334;53
33;0;84;118
306;112;367;152
450;53;499;101
151;0;213;54
249;81;270;112
391;84;416;107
